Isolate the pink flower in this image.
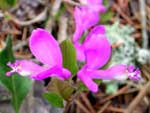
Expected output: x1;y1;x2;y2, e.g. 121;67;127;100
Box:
75;25;106;62
6;28;71;80
73;0;106;42
76;26;141;92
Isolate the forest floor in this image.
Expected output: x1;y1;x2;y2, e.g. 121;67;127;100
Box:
0;0;150;113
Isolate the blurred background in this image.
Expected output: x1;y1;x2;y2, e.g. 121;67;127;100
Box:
0;0;150;113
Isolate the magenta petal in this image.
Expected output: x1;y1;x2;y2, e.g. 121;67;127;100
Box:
6;60;45;76
31;66;62;80
79;0;103;4
81;76;98;93
90;65;128;80
88;4;106;13
77;69;98;92
88;0;103;4
73;7;100;42
84;36;111;69
79;0;106;12
84;25;106;43
31;66;71;80
74;42;85;61
73;28;84;43
29;28;62;67
62;68;71;79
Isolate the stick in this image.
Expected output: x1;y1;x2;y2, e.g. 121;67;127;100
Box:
80;93;96;113
139;0;148;48
5;8;47;26
75;100;91;113
125;81;150;113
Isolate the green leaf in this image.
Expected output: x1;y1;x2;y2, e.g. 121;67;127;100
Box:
0;0;17;9
78;81;89;91
94;79;102;84
6;0;16;5
103;0;110;8
60;39;78;76
100;11;114;23
47;78;74;100
43;92;64;108
0;36;32;113
100;0;113;23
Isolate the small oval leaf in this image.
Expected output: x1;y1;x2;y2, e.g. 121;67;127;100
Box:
43;92;64;108
60;39;78;76
47;78;74;100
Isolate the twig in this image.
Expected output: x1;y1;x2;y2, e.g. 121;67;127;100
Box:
97;101;111;113
112;42;124;48
2;29;21;35
99;85;129;103
63;92;80;113
76;104;80;113
80;93;96;113
125;88;139;94
142;68;150;81
22;27;28;40
45;0;62;33
142;65;150;73
113;3;134;25
15;53;32;59
62;0;82;6
63;100;71;113
5;8;47;26
125;81;150;113
58;15;68;43
108;106;124;113
13;40;28;51
142;65;150;80
75;100;91;113
51;0;62;16
126;81;141;90
139;0;148;48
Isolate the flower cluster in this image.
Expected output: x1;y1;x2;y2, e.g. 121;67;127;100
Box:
73;0;141;92
6;0;141;92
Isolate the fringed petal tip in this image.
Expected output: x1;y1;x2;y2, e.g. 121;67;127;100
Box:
6;61;22;76
6;60;45;77
6;71;14;76
127;66;141;81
